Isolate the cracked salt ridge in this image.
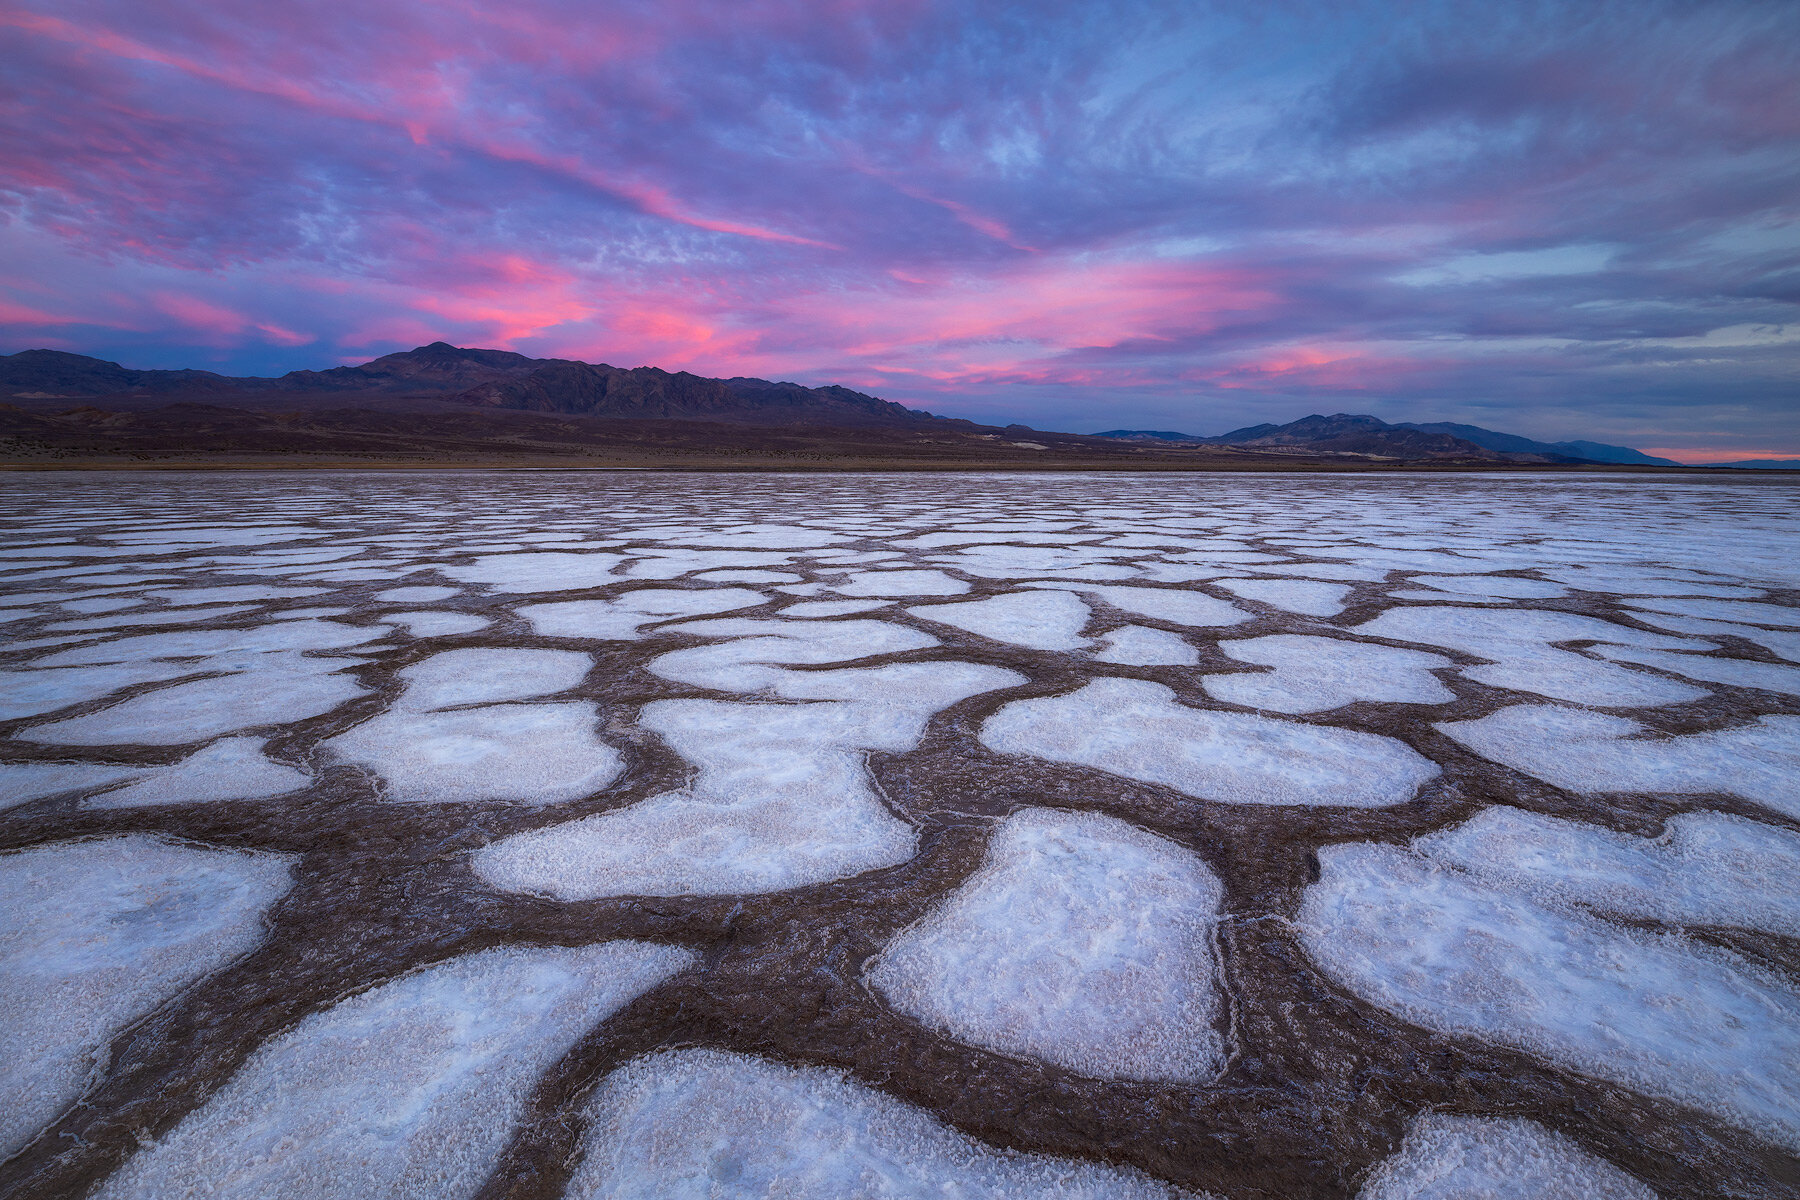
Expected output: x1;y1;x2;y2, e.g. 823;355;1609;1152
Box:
909;590;1093;650
1299;837;1800;1152
93;942;694;1200
518;587;764;639
1206;635;1455;714
868;808;1226;1084
569;1049;1210;1200
1357;1114;1656;1200
325;649;619;805
834;568;971;596
1418;806;1800;938
440;551;624;592
24;654;367;746
476;621;1020;897
1026;582;1252;628
0;836;294;1157
982;678;1438;807
1095;625;1198;665
1352;606;1713;707
1214;577;1350;616
1438;705;1800;818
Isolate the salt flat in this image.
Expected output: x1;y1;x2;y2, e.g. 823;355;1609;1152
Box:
1;470;1797;1200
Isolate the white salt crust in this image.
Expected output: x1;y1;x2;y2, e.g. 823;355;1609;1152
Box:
927;544;1139;580
1206;635;1456;714
619;549;795;579
907;591;1092;650
475;662;1021;898
835;568;971;596
0;761;153;811
373;585;461;603
781;598;893;618
441;551;623;593
390;648;593;710
1626;596;1800;628
1622;611;1800;663
1353;607;1711;707
151;585;329;605
1299;841;1800;1150
868;808;1226;1083
1416;806;1800;939
650;618;940;693
95;942;695;1200
1214;578;1350;616
1357;1114;1656;1200
47;605;260;632
1030;582;1251;628
0;660;208;722
518;588;764;640
380;610;492;637
1094;625;1199;665
1437;705;1800;817
83;738;311;809
981;678;1438;807
568;1049;1207;1200
1402;574;1569;600
30;618;385;665
24;656;367;746
0;837;293;1157
1590;644;1800;696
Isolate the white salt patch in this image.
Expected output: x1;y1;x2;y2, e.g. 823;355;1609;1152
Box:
930;544;1139;580
901;531;1082;548
24;657;366;746
619;549;795;579
1404;575;1568;599
648;523;848;549
1418;806;1800;939
0;762;152;811
151;585;328;605
46;605;260;632
982;678;1437;807
1206;635;1455;714
1299;840;1800;1150
0;837;292;1157
693;570;801;584
1592;644;1800;696
1214;578;1349;617
391;648;592;710
298;568;406;583
836;569;971;597
441;552;623;593
1354;607;1710;707
1626;596;1800;628
381;611;491;637
782;599;893;618
1138;563;1232;584
60;597;142;614
1438;705;1800;818
908;591;1091;650
0;660;205;721
328;703;619;805
569;1049;1208;1200
95;942;694;1200
868;808;1225;1083
1034;583;1252;628
1253;562;1389;582
1095;625;1199;666
83;738;310;809
519;589;764;640
1357;1114;1655;1200
1623;611;1800;662
374;585;461;603
1387;591;1509;606
479;662;1021;897
650;618;940;693
32;619;384;666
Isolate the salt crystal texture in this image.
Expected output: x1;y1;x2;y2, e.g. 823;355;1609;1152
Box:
1299;840;1800;1150
1032;583;1251;628
476;663;1021;897
94;942;694;1200
868;808;1226;1082
1357;1114;1656;1200
1206;635;1455;714
1354;607;1710;707
1094;625;1199;665
519;588;764;640
1437;705;1800;817
1416;806;1800;938
441;551;622;593
982;678;1438;807
0;761;152;811
835;568;970;596
0;837;293;1156
83;738;310;809
568;1048;1207;1200
1214;578;1350;616
908;591;1092;650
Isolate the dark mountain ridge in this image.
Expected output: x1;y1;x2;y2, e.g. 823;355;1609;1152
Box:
1;343;941;428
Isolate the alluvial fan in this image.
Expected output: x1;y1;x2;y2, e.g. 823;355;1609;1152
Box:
1;469;1798;1200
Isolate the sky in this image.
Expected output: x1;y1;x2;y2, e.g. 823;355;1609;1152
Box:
1;0;1796;457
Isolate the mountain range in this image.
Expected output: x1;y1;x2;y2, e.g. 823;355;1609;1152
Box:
0;343;1768;469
